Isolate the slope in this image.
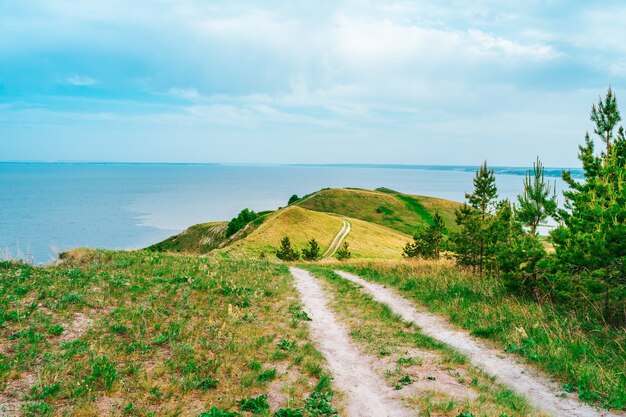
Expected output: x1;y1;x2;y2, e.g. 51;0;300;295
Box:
221;206;411;260
296;188;460;235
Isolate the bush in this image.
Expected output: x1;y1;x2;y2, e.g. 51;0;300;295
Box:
335;241;351;260
276;237;300;261
288;194;299;205
302;238;321;261
226;209;259;237
404;212;446;259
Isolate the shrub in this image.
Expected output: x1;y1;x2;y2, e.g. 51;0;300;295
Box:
302;238;321;261
276;237;300;261
288;194;299;205
404;212;446;260
335;241;351;260
226;209;259;237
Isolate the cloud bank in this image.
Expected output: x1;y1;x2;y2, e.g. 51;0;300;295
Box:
1;0;625;165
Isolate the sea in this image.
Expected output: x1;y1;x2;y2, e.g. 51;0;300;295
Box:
0;163;580;264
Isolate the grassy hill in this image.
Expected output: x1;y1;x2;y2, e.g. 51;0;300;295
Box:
146;188;458;260
296;188;460;235
221;206;410;260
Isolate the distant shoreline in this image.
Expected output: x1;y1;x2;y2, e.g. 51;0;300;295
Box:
0;161;583;178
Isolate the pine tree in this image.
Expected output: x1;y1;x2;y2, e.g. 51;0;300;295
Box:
466;161;498;221
302;238;321;261
335;241;351;260
454;161;498;275
591;87;621;160
516;157;557;235
552;88;626;325
276;236;300;261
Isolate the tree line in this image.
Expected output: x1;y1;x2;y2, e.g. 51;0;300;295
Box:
404;88;626;327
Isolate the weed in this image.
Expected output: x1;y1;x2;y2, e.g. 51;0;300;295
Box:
274;408;303;417
257;368;277;383
200;407;240;417
240;394;269;413
277;339;297;351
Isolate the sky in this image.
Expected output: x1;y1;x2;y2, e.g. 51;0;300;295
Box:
1;1;625;166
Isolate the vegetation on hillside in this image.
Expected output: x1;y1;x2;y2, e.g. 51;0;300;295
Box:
296;188;459;235
226;208;260;237
0;250;336;416
148;222;229;254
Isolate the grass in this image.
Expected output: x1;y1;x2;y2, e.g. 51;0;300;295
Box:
0;249;336;416
303;266;544;417
296;188;460;235
336;260;626;411
221;206;411;260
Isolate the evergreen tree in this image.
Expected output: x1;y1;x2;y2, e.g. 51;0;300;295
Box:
516;157;557;235
490;200;546;294
552;88;626;325
466;161;498;220
454;162;498;275
302;238;321;261
276;237;300;261
450;204;482;271
591;88;621;160
335;241;351;260
403;212;447;259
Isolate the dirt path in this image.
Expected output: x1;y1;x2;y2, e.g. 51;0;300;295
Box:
322;219;351;258
334;270;623;417
289;267;412;417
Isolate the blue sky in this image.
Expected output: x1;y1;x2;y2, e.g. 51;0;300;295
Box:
1;1;625;166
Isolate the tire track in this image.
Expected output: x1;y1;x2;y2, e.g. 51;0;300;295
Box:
289;267;412;417
334;270;623;417
322;219;351;258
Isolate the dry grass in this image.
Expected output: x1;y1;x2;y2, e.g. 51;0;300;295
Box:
221;206;411;260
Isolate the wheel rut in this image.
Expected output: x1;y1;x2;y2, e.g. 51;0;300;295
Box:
289;267;412;417
333;270;624;417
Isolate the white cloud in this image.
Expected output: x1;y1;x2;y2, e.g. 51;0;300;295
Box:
65;75;98;86
167;88;200;100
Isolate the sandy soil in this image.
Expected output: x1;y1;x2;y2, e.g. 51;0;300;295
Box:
290;267;412;417
334;270;624;417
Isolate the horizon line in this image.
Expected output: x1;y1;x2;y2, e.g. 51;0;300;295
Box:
0;161;583;170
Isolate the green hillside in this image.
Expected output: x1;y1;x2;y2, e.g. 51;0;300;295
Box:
296;188;460;235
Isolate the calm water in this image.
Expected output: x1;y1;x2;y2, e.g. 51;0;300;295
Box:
0;163;571;264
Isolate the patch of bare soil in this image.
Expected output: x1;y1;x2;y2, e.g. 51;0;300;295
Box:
59;312;93;342
378;348;478;402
